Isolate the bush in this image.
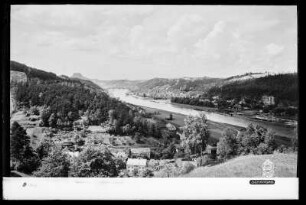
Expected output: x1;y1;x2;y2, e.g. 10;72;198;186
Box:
256;143;269;155
276;145;290;153
150;150;162;159
34;146;70;177
218;124;277;159
36;138;54;159
114;158;126;170
237;124;277;155
17;154;41;174
74;135;85;146
197;155;211;166
143;168;154;177
15;145;41;174
291;134;298;151
70;145;118;177
217;128;238;159
179;162;196;175
10;121;41;173
174;149;186;159
29;106;40;115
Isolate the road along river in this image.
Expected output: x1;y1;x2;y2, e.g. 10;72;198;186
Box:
108;89;296;139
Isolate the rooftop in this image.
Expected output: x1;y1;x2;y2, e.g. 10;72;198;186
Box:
130;148;150;153
206;145;217;150
126;158;147;166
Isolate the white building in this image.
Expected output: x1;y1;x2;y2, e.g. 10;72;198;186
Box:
126;158;148;177
262;95;275;106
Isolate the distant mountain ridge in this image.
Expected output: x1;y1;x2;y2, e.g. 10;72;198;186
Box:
71;72;91;81
93;79;143;90
15;62;294;102
76;71;293;100
10;61;105;95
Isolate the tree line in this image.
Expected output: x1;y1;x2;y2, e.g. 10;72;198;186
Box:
207;73;298;106
171;97;215;107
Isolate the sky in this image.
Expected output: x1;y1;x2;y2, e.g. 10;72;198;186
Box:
11;5;297;80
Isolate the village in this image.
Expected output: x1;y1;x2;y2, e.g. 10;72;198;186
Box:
10;102;218;178
61;119;218;178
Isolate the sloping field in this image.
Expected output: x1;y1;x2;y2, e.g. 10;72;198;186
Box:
183;153;297;177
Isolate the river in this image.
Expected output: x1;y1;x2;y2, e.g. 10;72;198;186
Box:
108;89;296;138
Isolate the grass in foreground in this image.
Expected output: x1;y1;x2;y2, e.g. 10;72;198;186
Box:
182;153;297;177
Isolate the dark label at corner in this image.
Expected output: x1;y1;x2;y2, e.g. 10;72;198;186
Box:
250;180;275;185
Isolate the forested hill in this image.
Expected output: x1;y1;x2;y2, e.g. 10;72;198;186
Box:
10;61;103;94
10;61;135;128
206;73;298;106
11;61;59;81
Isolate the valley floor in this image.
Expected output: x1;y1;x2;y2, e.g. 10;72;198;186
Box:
139;105;292;146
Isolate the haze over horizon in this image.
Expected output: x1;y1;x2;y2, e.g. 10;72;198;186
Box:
11;5;297;80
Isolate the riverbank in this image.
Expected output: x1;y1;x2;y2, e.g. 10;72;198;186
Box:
110;89;296;145
139;105;242;144
138;105;292;146
172;101;297;125
165;102;296;140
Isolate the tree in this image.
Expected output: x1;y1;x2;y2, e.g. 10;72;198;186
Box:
48;113;57;128
17;145;41;174
235;124;277;155
74;135;85;146
36;137;55;159
217;128;238;159
70;145;118;177
10;121;30;161
291;129;298;151
122;124;132;134
10;121;40;173
134;132;142;144
161;142;177;159
68;111;79;122
114;158;126;170
29;106;40;115
40;106;51;126
78;110;84;117
56;118;63;127
148;123;156;137
181;113;210;155
83;117;89;128
108;109;115;125
34;146;70;177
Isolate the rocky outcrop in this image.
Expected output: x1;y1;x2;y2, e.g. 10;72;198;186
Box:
10;92;16;116
71;73;90;80
10;71;27;84
10;71;27;116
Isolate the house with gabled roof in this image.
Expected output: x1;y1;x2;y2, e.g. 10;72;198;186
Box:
126;158;148;177
130;148;150;159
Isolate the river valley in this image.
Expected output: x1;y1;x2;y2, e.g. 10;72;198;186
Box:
108;89;297;142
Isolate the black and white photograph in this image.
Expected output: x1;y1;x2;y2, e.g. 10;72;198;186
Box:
2;2;299;200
